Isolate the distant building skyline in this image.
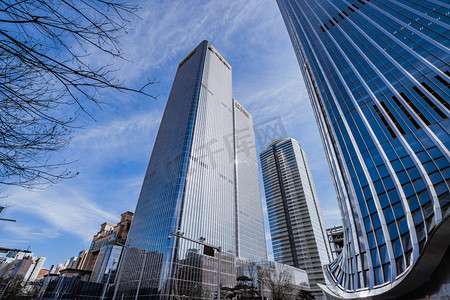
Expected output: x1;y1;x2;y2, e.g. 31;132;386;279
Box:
260;137;332;296
115;40;267;298
277;0;450;298
0;248;46;285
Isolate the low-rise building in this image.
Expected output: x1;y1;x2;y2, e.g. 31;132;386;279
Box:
55;211;134;285
78;211;133;273
35;269;49;281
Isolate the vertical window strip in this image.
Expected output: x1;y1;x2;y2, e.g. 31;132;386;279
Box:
421;82;450;111
374;105;397;139
412;86;447;119
399;92;431;126
391;96;421;130
380;101;407;135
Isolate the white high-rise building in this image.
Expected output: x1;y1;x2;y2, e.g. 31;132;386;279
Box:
260;137;332;296
115;40;267;299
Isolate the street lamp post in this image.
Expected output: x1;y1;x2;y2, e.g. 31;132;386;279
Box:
111;241;149;300
0;218;16;222
0;280;11;300
100;259;116;300
111;243;147;300
134;251;148;300
169;231;222;300
0;207;16;222
257;279;264;300
112;241;130;300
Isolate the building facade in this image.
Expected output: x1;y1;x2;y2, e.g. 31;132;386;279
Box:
77;211;133;273
260;137;332;295
115;40;267;299
277;0;449;298
90;244;122;284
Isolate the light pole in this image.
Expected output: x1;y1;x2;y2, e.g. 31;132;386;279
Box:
134;251;148;300
0;218;16;222
169;231;222;300
0;280;11;300
0;207;16;222
111;242;147;300
112;241;130;300
257;279;264;300
100;258;116;300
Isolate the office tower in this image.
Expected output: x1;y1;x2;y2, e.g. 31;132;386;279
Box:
260;137;332;295
115;40;267;298
277;0;450;298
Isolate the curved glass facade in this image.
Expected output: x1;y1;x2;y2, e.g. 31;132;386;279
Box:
277;0;449;297
114;41;267;299
260;137;332;296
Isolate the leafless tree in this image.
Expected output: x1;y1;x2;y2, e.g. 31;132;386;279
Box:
0;275;24;298
260;264;294;300
0;0;155;189
296;289;315;300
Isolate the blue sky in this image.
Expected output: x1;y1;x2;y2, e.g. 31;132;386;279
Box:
0;0;341;269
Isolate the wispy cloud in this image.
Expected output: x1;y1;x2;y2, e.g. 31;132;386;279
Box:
1;224;60;243
87;0;281;86
6;186;116;243
72;110;161;163
0;111;162;245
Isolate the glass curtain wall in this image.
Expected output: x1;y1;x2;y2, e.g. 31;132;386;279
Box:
115;41;266;299
260;137;332;296
276;0;449;298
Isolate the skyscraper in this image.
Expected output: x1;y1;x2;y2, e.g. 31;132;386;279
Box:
115;40;267;299
260;137;332;296
277;0;449;298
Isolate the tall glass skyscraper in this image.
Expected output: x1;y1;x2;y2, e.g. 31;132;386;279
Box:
114;40;267;299
260;137;332;296
277;0;449;298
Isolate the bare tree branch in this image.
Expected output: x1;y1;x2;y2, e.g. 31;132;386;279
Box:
260;264;295;300
0;0;155;189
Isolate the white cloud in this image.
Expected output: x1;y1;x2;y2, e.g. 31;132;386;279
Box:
1;224;60;243
84;0;281;87
6;186;116;243
72;110;161;163
0;108;163;247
